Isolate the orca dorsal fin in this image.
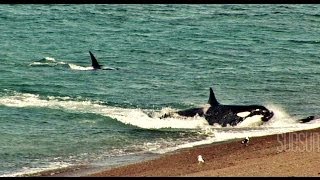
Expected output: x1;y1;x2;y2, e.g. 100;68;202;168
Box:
89;51;102;69
208;87;219;106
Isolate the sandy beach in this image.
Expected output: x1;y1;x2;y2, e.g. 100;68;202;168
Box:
86;127;320;177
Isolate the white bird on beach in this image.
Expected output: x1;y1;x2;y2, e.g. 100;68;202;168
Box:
241;136;250;146
198;155;205;164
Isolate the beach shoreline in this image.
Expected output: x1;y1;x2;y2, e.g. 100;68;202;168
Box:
86;127;320;177
25;127;320;177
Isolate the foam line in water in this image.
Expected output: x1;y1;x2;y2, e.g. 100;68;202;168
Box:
29;57;66;66
153;121;320;154
0;92;208;129
1;92;319;131
0;162;72;177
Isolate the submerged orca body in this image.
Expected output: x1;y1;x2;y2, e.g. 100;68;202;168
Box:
89;51;118;70
161;88;317;127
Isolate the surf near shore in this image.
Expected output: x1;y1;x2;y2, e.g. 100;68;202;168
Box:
87;127;320;177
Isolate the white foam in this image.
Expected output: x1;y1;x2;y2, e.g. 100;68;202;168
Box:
262;104;298;127
1;92;320;131
29;57;66;66
105;108;209;129
153;121;320;154
0;92;208;129
1;93;319;131
0;92;319;139
0;161;72;177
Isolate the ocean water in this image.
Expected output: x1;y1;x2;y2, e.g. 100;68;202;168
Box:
1;4;320;176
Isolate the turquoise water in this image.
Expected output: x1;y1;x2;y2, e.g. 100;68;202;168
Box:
1;4;320;176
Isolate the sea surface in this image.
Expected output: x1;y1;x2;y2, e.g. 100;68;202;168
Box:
1;4;320;176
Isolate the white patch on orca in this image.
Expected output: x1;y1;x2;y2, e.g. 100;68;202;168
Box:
236;111;251;118
68;64;94;71
237;115;264;127
202;104;211;114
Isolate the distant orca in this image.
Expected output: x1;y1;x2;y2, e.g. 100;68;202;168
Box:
161;87;274;127
297;115;316;123
89;51;118;70
161;88;317;127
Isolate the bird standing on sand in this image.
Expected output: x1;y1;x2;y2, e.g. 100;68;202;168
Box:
241;137;250;146
198;155;205;164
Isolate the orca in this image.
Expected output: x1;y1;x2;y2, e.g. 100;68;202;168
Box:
161;88;317;127
89;51;118;70
297;116;316;123
160;87;274;127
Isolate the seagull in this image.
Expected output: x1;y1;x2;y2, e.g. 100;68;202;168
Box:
241;137;250;146
198;155;205;164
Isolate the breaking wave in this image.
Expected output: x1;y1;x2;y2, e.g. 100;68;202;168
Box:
29;57;67;67
1;91;320;175
0;91;208;129
1;91;319;131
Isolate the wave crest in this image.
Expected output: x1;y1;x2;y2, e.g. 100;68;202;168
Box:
0;92;208;129
29;57;66;67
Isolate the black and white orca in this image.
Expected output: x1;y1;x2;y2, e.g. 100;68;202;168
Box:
297;116;316;123
161;87;318;127
89;51;118;70
161;87;274;127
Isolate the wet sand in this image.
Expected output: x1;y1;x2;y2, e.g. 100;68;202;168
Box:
87;127;320;177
